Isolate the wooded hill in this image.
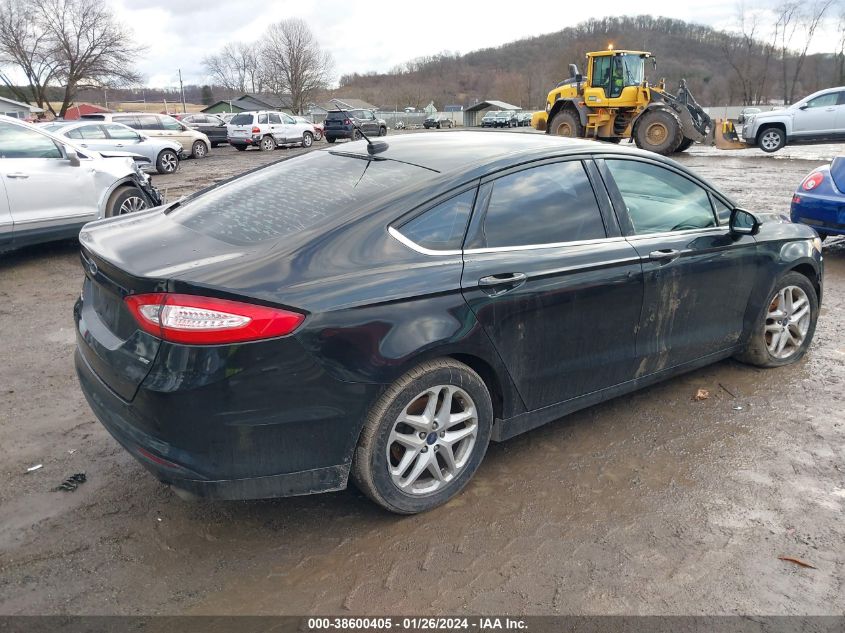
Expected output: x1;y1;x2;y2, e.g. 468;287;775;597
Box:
336;15;844;110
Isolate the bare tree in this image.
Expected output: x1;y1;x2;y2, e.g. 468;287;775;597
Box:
0;0;60;112
203;42;261;94
788;0;835;102
775;1;800;103
259;18;332;114
0;0;142;117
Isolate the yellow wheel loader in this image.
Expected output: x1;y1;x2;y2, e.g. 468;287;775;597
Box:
531;48;744;154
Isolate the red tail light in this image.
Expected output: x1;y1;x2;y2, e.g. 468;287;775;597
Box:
124;293;304;345
343;119;350;125
251;126;261;134
801;171;824;191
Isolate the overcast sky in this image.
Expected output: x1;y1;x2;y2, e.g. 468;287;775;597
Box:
108;0;843;89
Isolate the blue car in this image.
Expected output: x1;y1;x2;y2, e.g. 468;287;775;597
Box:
791;157;845;238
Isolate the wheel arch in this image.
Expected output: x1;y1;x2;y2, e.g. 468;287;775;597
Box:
547;99;588;132
97;177;136;219
788;261;822;302
754;121;787;145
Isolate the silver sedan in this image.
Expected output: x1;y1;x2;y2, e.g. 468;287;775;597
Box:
43;121;182;174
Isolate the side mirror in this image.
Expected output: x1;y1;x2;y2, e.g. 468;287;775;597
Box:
65;148;81;167
575;73;583;83
137;135;146;141
798;104;809;110
729;208;760;236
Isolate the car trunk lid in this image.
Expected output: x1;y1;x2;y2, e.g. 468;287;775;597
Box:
829;157;845;193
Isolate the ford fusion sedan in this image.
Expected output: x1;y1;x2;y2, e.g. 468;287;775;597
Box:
791;157;845;239
74;132;823;514
0;115;161;254
44;121;182;174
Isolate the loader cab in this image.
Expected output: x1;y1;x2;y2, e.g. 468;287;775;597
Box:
584;50;651;107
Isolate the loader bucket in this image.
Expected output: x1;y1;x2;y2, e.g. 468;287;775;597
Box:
531;111;548;132
712;118;748;150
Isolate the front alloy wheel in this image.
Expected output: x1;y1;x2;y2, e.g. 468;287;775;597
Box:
352;358;493;514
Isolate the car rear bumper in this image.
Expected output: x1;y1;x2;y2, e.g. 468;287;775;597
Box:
791;196;845;235
74;331;381;500
324;128;353;139
228;135;261;148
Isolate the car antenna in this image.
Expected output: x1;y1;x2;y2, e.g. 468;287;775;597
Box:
330;98;388;155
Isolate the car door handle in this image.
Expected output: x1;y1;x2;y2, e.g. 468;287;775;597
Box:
649;249;681;262
478;273;527;294
6;172;29;179
115;144;124;148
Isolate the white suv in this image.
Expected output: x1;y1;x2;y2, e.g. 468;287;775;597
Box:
0;115;161;253
227;111;316;151
742;86;845;152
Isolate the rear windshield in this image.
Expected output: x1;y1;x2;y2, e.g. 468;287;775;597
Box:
325;111;351;120
168;151;426;245
229;113;254;125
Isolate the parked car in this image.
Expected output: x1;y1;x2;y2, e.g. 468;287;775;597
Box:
218;112;238;124
424;115;453;129
174;113;228;147
44;121;181;175
741;87;845;152
74;131;822;514
294;116;323;141
791;157;845;239
518;112;533;127
0;115;161;253
323;109;387;142
80;112;210;159
481;111;499;127
494;111;518;127
227;111;316;151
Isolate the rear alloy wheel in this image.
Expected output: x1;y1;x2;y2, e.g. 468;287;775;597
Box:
379;126;387;136
107;186;149;218
635;109;683;154
155;149;178;174
735;272;818;367
301;131;313;148
191;140;208;158
351;129;362;141
314;128;323;141
758;127;786;153
548;109;583;138
260;136;276;151
352;358;493;514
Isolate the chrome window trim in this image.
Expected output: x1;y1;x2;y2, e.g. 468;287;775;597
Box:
390;222;727;258
625;226;724;241
388;226;462;256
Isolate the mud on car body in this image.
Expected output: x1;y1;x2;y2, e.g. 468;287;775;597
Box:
74;132;822;514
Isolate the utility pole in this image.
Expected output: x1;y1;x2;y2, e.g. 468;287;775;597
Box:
178;68;187;113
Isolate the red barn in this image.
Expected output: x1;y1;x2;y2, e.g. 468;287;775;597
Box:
63;103;111;120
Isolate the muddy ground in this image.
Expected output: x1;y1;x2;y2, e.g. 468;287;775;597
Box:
0;132;843;615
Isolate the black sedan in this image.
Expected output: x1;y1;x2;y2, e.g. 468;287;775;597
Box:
74;132;823;514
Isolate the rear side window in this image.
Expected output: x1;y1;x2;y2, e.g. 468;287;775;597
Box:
257;113;268;124
169;152;427;245
480;161;606;248
605;160;717;234
396;189;476;251
268;113;281;124
230;113;253;125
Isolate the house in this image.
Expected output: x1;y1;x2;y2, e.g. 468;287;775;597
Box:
463;99;521;127
201;93;293;114
63;103;110;120
443;105;464;112
0;95;45;120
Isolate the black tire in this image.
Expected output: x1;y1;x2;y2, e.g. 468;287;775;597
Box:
234;145;247;151
301;131;313;148
259;135;276;151
106;186;149;218
326;137;336;143
436;123;441;129
598;137;622;144
548;109;583;138
634;109;684;155
758;126;786;153
314;129;323;141
191;140;208;159
155;149;178;174
734;271;819;368
352;358;493;514
210;142;219;148
674;137;694;153
351;129;362;141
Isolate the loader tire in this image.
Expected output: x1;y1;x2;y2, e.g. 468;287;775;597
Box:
635;109;683;155
674;137;694;153
548;109;583;138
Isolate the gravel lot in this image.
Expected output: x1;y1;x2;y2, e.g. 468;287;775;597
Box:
0;131;843;615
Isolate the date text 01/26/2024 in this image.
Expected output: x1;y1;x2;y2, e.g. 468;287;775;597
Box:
306;617;528;631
